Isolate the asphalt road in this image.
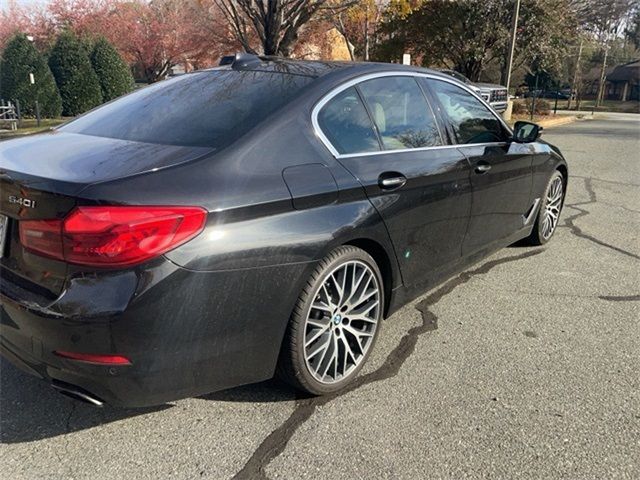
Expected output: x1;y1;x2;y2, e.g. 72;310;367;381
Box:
1;113;639;480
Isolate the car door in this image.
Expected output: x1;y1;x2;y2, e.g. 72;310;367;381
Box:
421;78;534;255
315;75;473;288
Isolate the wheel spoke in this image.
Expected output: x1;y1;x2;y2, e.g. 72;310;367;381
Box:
320;337;336;379
345;267;367;307
348;299;379;318
353;286;377;307
311;302;332;315
307;335;331;360
320;284;337;309
307;316;330;329
348;314;379;324
330;271;346;305
305;324;330;347
343;324;372;353
333;334;339;379
341;334;356;373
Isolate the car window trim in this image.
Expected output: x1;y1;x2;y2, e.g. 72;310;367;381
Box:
353;84;385;151
312;71;513;159
414;77;450;146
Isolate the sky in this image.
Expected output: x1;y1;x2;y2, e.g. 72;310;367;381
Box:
0;0;45;13
2;0;46;7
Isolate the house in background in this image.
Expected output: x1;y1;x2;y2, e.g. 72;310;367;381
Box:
294;27;353;61
605;59;639;101
583;59;640;101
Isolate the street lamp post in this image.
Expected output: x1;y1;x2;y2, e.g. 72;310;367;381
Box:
505;0;521;95
26;35;41;127
29;72;40;127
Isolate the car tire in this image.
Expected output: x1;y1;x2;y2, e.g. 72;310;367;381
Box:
527;170;565;245
277;246;384;395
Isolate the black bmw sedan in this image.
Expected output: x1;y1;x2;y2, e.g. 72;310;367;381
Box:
0;55;567;407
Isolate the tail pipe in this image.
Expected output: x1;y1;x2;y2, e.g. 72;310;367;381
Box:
52;381;104;407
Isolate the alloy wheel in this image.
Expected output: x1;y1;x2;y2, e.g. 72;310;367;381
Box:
541;176;563;239
303;260;381;385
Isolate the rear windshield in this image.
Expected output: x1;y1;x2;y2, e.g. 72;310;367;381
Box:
60;70;314;148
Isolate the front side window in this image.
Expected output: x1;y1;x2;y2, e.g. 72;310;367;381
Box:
358;76;442;150
317;87;380;155
424;79;508;144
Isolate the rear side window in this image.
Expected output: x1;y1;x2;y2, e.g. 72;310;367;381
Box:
358;76;442;150
424;79;508;144
60;70;313;148
317;87;380;155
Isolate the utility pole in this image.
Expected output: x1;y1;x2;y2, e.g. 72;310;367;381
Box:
505;0;521;94
364;3;370;61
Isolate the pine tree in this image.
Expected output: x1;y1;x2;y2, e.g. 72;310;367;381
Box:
90;37;134;102
0;34;62;118
48;31;103;116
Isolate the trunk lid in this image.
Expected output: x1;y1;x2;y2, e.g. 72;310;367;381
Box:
0;131;214;194
0;131;213;299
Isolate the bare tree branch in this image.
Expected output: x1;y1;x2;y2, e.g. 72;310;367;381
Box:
214;0;355;56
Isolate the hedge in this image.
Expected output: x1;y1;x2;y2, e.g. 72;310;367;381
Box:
48;31;103;116
90;37;134;102
0;34;62;117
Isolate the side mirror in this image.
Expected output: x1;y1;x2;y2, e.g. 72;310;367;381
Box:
513;121;543;143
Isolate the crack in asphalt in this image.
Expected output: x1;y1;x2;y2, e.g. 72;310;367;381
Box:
54;402;78;479
598;294;640;302
232;250;542;480
563;178;640;261
65;402;77;433
571;174;640;189
233;175;636;479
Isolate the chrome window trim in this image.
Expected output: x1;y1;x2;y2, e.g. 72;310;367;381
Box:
311;70;512;159
335;142;508;159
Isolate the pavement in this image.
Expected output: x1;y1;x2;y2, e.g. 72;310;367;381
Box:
1;113;639;479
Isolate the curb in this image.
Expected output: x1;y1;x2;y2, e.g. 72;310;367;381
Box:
536;115;577;129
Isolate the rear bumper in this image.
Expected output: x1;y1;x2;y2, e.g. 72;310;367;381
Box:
0;258;313;407
0;325;152;407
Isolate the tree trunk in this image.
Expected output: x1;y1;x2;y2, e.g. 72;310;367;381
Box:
595;39;609;107
458;59;483;82
499;55;508;86
336;14;355;61
278;28;298;57
567;38;583;110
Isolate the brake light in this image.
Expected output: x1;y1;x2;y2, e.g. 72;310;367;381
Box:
20;206;206;267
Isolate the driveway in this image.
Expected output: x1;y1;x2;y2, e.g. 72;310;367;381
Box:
1;114;639;479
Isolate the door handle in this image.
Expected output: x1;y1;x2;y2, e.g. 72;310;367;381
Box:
378;173;407;190
475;162;492;174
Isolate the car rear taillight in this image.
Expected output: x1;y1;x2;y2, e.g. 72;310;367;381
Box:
19;206;206;267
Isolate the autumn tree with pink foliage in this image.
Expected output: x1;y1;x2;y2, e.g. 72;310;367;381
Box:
0;0;235;83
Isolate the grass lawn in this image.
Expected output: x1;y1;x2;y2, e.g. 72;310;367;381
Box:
0;118;69;139
545;99;640;114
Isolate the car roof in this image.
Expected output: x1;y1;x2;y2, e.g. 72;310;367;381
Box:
211;54;446;80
